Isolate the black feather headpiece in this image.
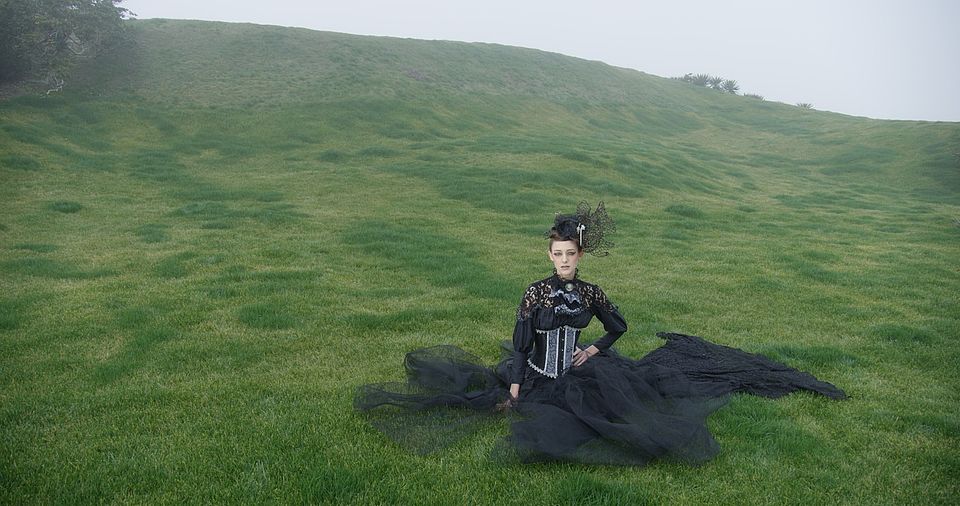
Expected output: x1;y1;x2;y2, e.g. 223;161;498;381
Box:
547;201;615;256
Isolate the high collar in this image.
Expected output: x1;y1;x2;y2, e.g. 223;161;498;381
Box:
551;269;580;286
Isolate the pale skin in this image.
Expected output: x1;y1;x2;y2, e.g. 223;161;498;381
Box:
507;239;600;402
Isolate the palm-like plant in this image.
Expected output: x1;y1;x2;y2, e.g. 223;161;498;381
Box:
691;73;711;87
677;73;750;96
721;79;739;94
796;102;813;109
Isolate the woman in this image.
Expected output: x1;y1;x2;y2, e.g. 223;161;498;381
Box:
504;208;626;406
356;202;845;465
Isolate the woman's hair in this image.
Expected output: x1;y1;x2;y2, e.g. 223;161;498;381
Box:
548;229;583;251
544;202;614;256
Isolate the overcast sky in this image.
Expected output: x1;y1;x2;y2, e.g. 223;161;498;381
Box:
122;0;959;122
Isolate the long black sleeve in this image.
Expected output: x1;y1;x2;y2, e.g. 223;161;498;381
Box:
510;316;534;384
590;287;627;350
510;282;542;385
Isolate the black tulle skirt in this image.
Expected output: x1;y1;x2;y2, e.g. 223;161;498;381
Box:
355;332;846;466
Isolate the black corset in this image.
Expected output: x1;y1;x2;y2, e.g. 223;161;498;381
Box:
527;325;581;378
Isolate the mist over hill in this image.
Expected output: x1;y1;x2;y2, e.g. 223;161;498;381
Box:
1;19;958;504
62;19;955;204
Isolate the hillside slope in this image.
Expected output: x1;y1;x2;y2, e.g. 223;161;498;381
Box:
1;19;958;504
29;19;960;206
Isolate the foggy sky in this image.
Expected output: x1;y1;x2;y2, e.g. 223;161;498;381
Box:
121;0;959;122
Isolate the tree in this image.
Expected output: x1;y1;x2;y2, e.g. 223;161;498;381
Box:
674;73;748;96
796;102;813;109
0;0;130;90
691;73;711;87
721;79;739;94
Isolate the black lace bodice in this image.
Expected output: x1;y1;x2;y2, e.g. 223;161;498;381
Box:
510;275;627;383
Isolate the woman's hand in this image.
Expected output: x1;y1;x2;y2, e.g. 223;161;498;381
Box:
496;384;521;412
496;392;519;412
573;345;598;367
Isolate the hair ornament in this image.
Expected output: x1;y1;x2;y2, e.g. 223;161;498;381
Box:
547;201;615;256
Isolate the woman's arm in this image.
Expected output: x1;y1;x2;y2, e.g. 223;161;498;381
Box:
571;284;626;368
509;284;538;388
590;286;627;351
509;317;534;387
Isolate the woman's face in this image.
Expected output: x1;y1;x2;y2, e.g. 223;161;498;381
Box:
548;240;583;279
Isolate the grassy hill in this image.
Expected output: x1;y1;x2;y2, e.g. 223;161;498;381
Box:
1;19;958;504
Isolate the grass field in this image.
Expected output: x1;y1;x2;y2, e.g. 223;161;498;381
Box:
1;19;958;504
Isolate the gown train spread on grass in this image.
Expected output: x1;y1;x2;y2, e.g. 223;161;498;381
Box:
355;276;846;466
355;332;845;466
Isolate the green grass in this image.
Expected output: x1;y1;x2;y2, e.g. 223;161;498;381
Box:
1;18;958;505
48;200;83;213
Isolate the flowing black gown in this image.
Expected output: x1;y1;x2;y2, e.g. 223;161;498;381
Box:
355;275;846;466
